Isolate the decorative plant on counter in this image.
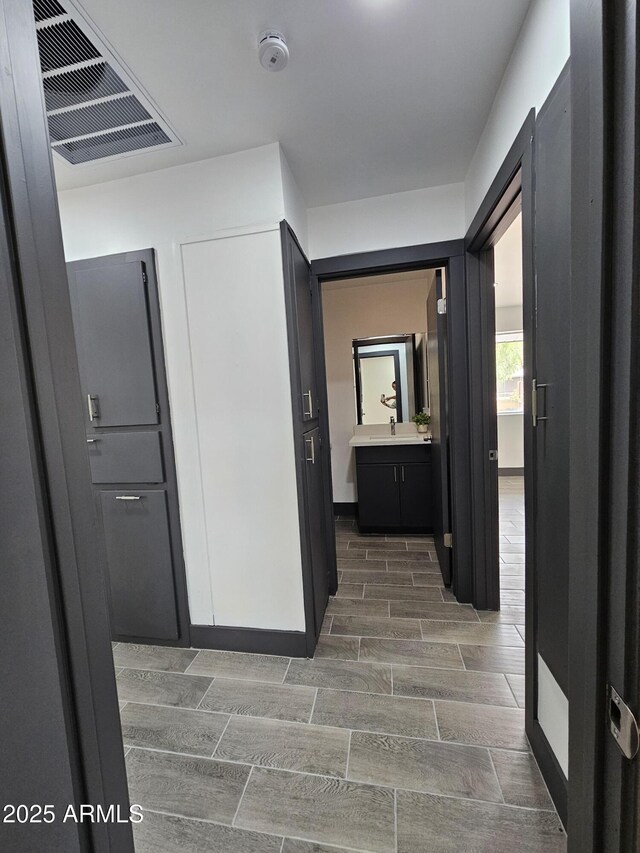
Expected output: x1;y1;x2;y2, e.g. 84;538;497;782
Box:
412;412;431;433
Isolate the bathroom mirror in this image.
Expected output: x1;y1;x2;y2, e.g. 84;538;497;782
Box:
353;334;427;425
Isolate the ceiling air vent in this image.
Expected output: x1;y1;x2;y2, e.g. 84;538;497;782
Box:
33;0;180;165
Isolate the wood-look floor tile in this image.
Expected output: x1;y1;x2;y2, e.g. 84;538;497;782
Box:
116;669;212;709
120;702;229;756
419;621;524;647
337;559;387;572
335;583;364;598
285;658;392;695
133;810;282;853
342;570;413;586
501;554;525;564
326;597;389;617
435;700;527;750
501;577;525;590
126;748;249;824
187;650;290;683
198;677;316;723
320;615;333;634
348;541;407;551
364;584;443;602
235;767;396;853
396;790;566;853
410;572;445;586
349;732;502;803
216;715;349;777
370;549;435;563
314;634;360;660
311;688;438;740
406;542;438;553
113;643;198;673
478;607;525;624
392;563;442;576
500;543;525;553
282;839;358;853
331;615;422;640
390;601;479;622
491;749;553;809
507;674;525;708
393;666;516;707
459;644;525;675
359;638;463;670
501;590;525;604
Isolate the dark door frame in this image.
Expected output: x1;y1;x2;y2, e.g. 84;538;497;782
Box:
354;345;403;424
465;101;572;822
311;240;475;603
0;0;133;849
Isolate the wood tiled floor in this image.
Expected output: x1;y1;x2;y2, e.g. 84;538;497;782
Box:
117;477;565;852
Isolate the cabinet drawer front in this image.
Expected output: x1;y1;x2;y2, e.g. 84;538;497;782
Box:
355;444;432;465
88;431;164;484
99;490;178;640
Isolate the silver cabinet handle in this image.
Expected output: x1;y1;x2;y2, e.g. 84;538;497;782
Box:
86;438;100;444
402;466;405;483
305;435;315;464
115;495;142;501
532;379;548;427
87;394;99;422
303;389;313;418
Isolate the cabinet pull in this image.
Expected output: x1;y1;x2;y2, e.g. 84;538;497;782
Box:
87;394;99;422
86;438;100;444
305;435;315;464
303;389;314;418
115;495;142;501
394;466;397;483
402;466;405;483
532;379;549;427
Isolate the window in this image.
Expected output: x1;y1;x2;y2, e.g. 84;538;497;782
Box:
496;331;524;413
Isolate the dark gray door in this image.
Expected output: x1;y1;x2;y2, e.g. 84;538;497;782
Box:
303;428;330;638
427;271;452;583
100;490;178;639
69;261;159;427
68;251;190;646
532;71;571;698
290;236;318;423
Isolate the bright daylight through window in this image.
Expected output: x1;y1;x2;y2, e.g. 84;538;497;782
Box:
496;331;524;413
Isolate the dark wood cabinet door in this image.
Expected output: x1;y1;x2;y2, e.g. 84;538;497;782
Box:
303;428;329;636
400;463;434;529
357;464;402;528
100;489;179;640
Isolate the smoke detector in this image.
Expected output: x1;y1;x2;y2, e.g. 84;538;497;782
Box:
258;30;289;72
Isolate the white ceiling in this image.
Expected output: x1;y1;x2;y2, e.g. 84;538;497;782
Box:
493;212;523;308
53;0;532;206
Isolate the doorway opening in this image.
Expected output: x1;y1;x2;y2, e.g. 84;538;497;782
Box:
493;209;525;618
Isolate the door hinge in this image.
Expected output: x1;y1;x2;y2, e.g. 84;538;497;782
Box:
142;270;148;284
444;532;453;548
609;685;640;759
155;403;160;415
489;449;499;462
437;297;447;315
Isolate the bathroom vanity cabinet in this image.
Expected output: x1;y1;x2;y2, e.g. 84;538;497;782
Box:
354;443;434;533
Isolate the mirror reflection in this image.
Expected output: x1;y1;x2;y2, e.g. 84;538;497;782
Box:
353;334;426;424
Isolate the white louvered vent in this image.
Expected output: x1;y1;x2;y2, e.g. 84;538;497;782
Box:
33;0;181;165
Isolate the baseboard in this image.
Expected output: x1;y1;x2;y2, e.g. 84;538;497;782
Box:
189;624;308;657
499;467;524;476
334;502;358;516
527;718;568;828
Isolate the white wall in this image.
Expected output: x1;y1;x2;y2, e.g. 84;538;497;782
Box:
322;273;433;503
538;655;569;778
465;0;571;225
181;228;304;630
308;183;465;260
58;143;306;630
496;306;524;470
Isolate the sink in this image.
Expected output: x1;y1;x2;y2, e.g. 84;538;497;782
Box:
349;433;431;447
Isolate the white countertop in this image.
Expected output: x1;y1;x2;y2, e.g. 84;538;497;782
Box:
349;433;432;447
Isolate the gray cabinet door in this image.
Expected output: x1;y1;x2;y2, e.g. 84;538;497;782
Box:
87;431;164;484
357;464;402;528
100;490;179;640
69;261;158;427
400;463;434;530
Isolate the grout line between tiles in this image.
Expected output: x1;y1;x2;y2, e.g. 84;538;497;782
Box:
432;700;441;741
195;677;216;710
183;649;202;674
231;765;253;828
394;788;398;853
308;687;319;724
281;658;293;685
345;729;353;780
210;713;232;758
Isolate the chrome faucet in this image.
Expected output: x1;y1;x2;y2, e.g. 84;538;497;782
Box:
390;416;396;436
